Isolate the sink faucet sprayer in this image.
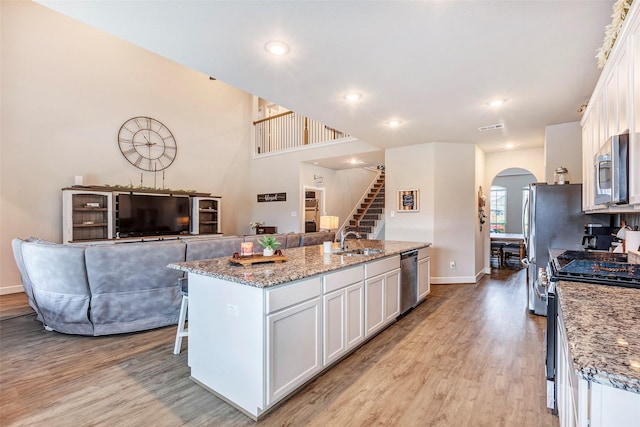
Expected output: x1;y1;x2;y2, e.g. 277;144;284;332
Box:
340;230;362;250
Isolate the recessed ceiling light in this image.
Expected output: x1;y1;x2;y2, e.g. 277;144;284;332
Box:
343;92;362;101
350;159;360;165
386;120;402;127
264;41;290;56
505;143;514;149
488;99;507;107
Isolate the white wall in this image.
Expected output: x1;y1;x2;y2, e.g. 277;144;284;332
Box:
544;121;582;183
0;1;254;293
248;140;381;235
475;146;486;277
386;142;479;283
1;2;383;294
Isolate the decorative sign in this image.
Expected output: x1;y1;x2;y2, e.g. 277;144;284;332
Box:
257;192;287;202
398;189;419;212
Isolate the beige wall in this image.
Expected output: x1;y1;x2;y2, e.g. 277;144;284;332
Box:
385;142;479;283
544;121;583;184
1;1;379;293
1;1;254;292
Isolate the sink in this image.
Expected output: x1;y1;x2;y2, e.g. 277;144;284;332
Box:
333;248;385;256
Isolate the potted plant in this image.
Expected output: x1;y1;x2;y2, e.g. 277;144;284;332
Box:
257;236;281;257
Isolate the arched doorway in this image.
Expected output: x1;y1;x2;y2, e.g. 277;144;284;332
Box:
489;168;535;269
490;168;535;235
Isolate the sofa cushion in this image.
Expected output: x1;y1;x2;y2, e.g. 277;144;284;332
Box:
300;231;336;247
20;240;93;335
85;240;186;335
185;236;243;261
285;233;301;248
11;238;43;322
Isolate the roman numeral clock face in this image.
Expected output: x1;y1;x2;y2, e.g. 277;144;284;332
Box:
118;116;177;171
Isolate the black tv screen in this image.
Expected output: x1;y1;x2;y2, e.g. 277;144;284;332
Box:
117;194;190;237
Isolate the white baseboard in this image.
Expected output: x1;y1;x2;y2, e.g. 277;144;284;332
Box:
483;267;491;274
431;276;478;284
0;285;24;295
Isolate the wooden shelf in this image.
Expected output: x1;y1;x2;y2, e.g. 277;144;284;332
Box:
63;185;214;197
73;223;108;228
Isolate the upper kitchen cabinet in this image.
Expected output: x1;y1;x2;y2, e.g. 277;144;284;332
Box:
631;13;640;205
581;1;640;211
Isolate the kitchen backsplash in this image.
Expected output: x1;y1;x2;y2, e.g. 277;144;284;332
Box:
621;213;640;230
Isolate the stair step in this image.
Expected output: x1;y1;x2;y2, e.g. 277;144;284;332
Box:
361;201;384;208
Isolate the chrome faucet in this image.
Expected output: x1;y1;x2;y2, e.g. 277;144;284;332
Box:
340;229;362;250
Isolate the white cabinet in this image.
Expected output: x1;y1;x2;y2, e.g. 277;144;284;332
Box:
322;265;365;366
417;247;431;301
62;189;113;243
631;14;640;205
581;0;640;210
191;196;221;235
556;311;579;427
556;308;640;427
365;274;385;336
323;282;364;366
364;255;401;338
266;296;322;405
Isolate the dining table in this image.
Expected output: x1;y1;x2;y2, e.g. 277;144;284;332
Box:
490;233;525;267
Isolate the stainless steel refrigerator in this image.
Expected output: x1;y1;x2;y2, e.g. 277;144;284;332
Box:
523;183;607;315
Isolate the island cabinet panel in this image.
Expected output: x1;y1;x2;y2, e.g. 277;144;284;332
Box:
364;255;401;338
323;289;346;365
187;274;265;415
365;274;385;337
266;276;322;314
345;282;365;350
322;266;365;366
266;297;322;406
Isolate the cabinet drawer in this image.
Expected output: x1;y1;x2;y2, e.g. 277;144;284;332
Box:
365;255;400;278
418;247;430;260
266;276;322;314
323;265;364;294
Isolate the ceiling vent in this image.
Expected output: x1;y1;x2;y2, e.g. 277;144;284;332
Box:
478;123;505;132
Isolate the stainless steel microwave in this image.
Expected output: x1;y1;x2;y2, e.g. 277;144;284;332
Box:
594;133;629;205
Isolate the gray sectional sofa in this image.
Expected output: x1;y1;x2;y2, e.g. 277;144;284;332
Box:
11;231;335;336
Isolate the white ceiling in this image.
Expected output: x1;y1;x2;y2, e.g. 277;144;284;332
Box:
38;0;614;165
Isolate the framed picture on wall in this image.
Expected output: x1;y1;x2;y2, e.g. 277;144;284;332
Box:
398;189;419;212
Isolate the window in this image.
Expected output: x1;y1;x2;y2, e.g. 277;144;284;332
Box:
490;186;507;233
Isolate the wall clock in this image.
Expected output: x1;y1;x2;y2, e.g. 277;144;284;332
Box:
118;116;177;171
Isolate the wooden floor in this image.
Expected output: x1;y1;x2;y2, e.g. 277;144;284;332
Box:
0;268;558;427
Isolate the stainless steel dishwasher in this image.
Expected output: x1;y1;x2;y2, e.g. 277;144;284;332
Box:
400;250;418;314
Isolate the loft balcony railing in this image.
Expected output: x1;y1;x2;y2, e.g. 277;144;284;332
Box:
253;111;350;155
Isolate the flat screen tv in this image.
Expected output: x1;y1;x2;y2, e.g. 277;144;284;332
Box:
117;194;190;237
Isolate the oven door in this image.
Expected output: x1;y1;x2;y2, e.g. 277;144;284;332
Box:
545;278;558;414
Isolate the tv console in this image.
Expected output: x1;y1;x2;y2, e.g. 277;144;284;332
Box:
62;187;221;243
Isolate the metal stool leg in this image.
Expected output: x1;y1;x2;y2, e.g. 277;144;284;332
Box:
174;293;188;354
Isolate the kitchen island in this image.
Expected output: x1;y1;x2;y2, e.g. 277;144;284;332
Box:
555;281;640;427
168;240;430;420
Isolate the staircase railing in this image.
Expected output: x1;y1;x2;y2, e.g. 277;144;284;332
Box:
354;174;385;230
253;111;350;155
337;168;385;238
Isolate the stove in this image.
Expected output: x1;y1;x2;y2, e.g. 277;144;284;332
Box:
553;260;640;288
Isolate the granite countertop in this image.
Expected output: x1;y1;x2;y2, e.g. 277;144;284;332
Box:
168;239;430;288
557;281;640;393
